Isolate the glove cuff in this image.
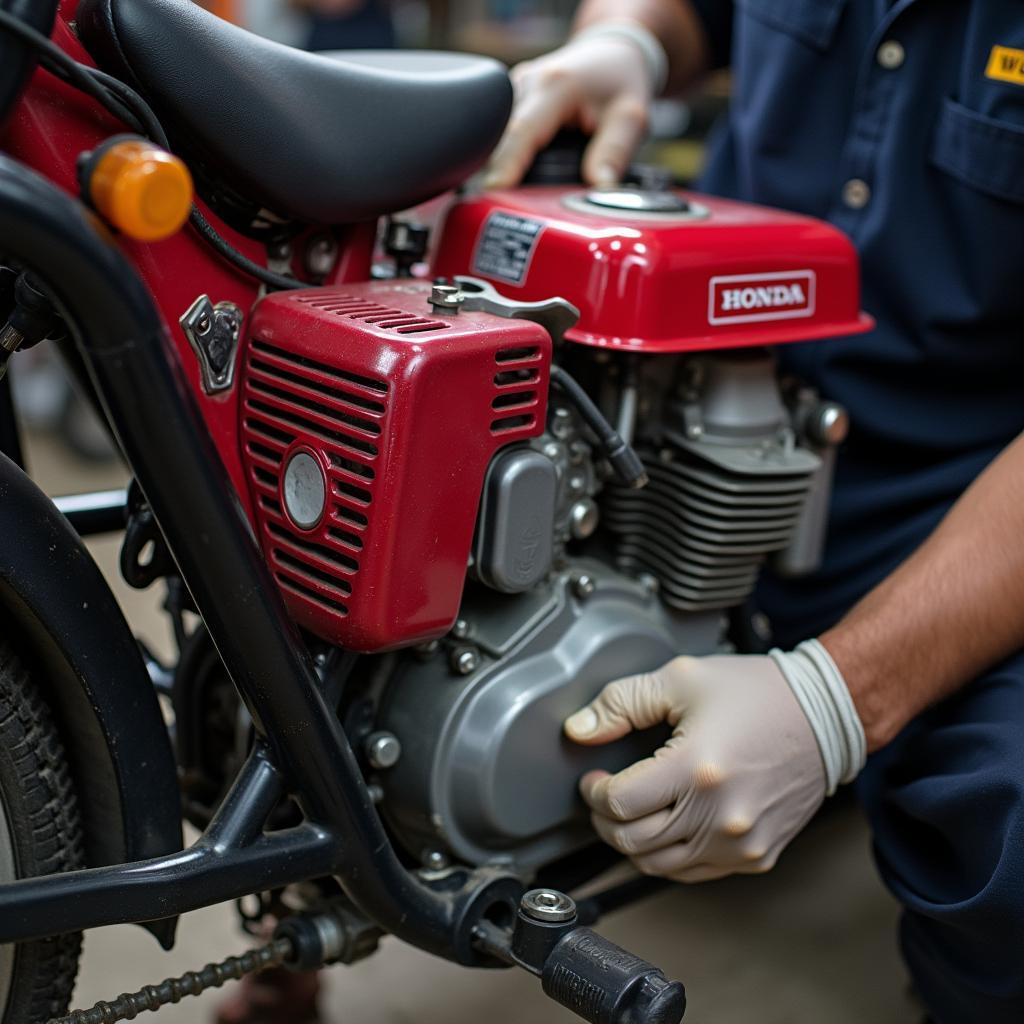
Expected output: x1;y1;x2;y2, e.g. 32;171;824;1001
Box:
571;20;670;95
770;639;867;796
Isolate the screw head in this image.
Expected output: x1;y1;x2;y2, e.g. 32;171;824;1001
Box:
551;407;573;439
365;731;402;770
520;889;576;923
423;849;449;871
453;647;479;675
451;618;471;640
429;284;464;312
196;315;212;335
638;572;660;595
572;573;596;600
811;403;850;446
569;499;600;540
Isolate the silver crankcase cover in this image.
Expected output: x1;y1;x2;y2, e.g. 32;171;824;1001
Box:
376;563;721;871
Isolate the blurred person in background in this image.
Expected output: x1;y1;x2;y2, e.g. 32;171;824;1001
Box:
290;0;395;51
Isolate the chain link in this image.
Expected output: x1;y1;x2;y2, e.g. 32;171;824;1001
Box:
48;937;293;1024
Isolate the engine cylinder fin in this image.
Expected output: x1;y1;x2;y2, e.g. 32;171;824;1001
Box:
605;444;817;612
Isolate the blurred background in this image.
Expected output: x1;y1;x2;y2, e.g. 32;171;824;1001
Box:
15;2;916;1021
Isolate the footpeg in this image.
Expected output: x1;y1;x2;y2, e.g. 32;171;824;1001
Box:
477;888;685;1024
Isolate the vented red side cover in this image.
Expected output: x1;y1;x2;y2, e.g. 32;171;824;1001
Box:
240;281;551;652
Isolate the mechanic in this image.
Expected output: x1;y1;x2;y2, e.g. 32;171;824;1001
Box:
486;3;1024;1022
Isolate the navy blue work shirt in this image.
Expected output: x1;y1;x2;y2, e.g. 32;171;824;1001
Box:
694;1;1024;643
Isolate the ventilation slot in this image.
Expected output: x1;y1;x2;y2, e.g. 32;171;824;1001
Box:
277;575;349;616
495;346;541;364
267;522;358;573
251;339;387;396
292;294;450;334
491;413;535;433
495;368;539;386
492;391;536;411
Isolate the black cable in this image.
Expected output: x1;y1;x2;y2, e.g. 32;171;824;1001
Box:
549;364;648;488
0;9;305;292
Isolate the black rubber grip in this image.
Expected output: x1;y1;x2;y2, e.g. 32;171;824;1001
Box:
541;928;686;1024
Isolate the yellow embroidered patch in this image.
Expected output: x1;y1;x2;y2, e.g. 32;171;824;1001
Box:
986;45;1024;86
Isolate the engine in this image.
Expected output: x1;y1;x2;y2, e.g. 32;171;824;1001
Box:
220;183;870;876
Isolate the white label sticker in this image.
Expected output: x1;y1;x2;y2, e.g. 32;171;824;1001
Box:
709;270;816;325
472;211;544;286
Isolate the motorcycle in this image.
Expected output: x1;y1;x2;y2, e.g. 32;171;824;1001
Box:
0;2;872;1021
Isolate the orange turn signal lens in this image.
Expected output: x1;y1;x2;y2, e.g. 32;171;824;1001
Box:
88;139;193;242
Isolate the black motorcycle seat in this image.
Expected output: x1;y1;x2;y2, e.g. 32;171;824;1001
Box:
77;0;512;224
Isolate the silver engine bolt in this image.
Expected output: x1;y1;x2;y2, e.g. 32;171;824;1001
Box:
551;407;573;439
365;731;402;770
451;618;471;640
452;647;479;675
429;284;464;313
572;573;596;600
569;498;600;540
520;889;577;924
810;402;850;446
422;849;449;871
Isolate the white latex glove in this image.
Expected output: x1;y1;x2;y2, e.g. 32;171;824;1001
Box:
483;22;666;189
563;642;866;882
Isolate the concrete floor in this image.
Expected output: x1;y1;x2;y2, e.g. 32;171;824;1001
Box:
23;429;917;1024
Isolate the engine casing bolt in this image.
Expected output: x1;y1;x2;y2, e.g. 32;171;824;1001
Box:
520;889;577;924
423;849;449;871
429;284;464;313
572;573;596;600
451;618;471;640
638;572;660;595
551;407;573;439
569;499;600;540
452;647;479;675
365;731;402;770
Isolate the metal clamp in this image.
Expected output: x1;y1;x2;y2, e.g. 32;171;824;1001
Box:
180;294;244;394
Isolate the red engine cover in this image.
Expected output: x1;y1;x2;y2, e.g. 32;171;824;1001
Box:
433;186;874;353
240;281;551;652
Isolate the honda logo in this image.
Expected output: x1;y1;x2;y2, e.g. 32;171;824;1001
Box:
709;271;816;325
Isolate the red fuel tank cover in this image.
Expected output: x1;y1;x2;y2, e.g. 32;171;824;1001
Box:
433;186;874;353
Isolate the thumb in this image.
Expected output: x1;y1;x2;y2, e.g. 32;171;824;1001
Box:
564;671;672;745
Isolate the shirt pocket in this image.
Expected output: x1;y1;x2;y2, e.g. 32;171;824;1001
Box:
734;0;847;52
930;97;1024;204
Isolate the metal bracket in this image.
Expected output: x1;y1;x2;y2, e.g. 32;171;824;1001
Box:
454;275;579;343
180;294;243;394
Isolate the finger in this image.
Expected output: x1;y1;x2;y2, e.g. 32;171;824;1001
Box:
483;76;579;188
582;93;650;187
564;670;677;745
670;863;734;884
579;746;685;821
590;807;681;856
631;841;702;879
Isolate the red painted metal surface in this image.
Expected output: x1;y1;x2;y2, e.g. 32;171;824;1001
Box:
432;187;874;353
240;281;551;652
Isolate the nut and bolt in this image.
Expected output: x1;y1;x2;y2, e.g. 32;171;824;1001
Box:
452;646;479;676
809;402;850;447
569;499;600;540
551;407;574;439
520;889;577;924
422;849;449;871
451;619;471;640
572;573;596;600
638;572;660;595
365;731;402;770
542;442;563;461
429;284;464;313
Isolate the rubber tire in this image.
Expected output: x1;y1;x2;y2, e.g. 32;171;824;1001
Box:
0;639;85;1023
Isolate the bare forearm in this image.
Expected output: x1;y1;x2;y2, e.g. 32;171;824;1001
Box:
822;432;1024;751
573;0;711;92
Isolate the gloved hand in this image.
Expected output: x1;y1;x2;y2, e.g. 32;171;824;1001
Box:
483;21;667;189
564;641;866;882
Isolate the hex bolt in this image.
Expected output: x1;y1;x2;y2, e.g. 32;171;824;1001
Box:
569;499;600;540
638;572;660;596
542;442;563;461
572;573;596;600
452;646;479;676
451;618;471;640
365;731;402;770
551;407;573;440
809;402;850;447
429;284;464;313
520;889;577;924
423;849;449;871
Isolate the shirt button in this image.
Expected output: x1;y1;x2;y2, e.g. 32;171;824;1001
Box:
877;39;905;70
842;178;871;209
